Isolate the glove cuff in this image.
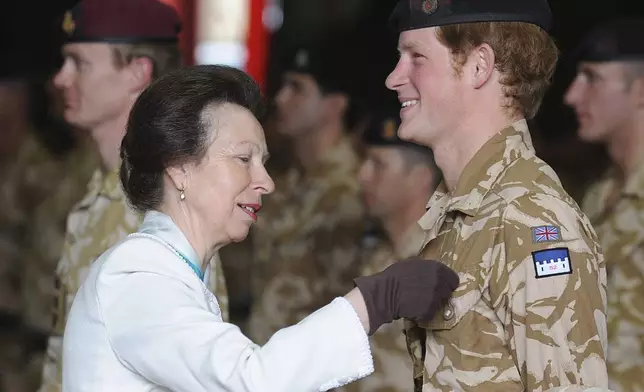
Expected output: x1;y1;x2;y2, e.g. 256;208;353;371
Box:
354;275;388;335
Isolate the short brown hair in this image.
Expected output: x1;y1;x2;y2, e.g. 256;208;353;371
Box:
436;22;559;119
111;43;183;79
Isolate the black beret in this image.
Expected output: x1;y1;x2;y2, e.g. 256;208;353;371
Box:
281;39;356;96
362;112;433;154
389;0;553;33
1;0;79;80
573;18;644;63
61;0;181;44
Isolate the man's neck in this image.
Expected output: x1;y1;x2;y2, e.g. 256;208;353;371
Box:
292;121;343;171
433;112;519;193
91;106;133;172
607;115;644;181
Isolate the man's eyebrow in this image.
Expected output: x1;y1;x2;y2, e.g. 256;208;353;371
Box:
398;40;424;52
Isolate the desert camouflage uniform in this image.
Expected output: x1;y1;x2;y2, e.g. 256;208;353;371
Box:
335;225;424;392
39;167;229;392
247;137;364;344
583;163;644;392
406;120;608;391
0;132;73;392
0;133;68;313
22;138;98;332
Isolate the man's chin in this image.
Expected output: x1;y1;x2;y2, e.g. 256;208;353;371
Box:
63;110;84;128
398;122;430;147
275;125;298;137
577;127;605;144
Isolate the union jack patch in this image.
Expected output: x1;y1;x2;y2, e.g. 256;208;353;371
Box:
531;225;560;243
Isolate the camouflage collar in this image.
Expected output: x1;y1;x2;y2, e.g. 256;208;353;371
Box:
79;166;125;207
395;222;426;258
99;167;126;200
290;136;359;181
419;119;534;230
623;160;644;198
588;160;644;219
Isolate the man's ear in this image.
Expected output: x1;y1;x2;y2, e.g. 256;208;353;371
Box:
632;76;644;109
406;164;433;190
469;43;495;89
126;56;154;93
323;92;349;119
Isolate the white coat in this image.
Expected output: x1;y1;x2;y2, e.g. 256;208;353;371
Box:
62;211;374;391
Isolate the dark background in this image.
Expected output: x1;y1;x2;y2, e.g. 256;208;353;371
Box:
266;0;644;140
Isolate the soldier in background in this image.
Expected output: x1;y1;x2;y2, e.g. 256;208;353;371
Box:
39;1;228;390
246;40;365;344
21;84;98;336
336;111;441;392
0;6;86;388
565;18;644;392
386;0;608;390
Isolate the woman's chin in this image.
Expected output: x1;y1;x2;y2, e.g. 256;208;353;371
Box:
228;227;251;243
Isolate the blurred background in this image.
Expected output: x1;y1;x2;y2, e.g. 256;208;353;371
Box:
5;0;644;195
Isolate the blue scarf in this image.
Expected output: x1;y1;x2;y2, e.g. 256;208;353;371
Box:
137;210;205;281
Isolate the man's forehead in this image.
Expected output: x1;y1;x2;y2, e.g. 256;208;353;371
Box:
398;28;437;50
282;71;316;84
63;42;112;57
578;61;626;75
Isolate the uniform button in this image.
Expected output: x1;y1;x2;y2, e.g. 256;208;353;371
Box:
443;304;455;321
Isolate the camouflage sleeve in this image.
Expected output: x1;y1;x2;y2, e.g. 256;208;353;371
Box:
309;192;364;301
40;193;141;392
496;192;608;391
218;237;254;327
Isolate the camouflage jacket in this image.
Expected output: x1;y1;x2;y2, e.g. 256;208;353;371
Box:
583;162;644;392
247;137;364;344
0;133;70;313
23;138;98;331
408;120;608;391
39;167;229;392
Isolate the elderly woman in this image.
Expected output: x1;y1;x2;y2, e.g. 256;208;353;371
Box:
61;65;458;392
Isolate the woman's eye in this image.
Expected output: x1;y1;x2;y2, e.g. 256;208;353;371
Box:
238;156;251;163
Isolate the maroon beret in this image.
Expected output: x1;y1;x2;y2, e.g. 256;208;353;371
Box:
62;0;181;43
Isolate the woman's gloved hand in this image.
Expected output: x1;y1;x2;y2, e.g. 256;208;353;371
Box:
354;257;459;335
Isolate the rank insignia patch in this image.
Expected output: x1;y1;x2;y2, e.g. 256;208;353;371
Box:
531;225;560;243
532;247;572;279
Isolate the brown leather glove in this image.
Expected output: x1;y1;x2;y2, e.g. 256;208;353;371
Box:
354;257;459;335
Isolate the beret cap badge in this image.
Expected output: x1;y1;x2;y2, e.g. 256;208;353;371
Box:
295;49;309;68
62;11;76;35
421;0;438;15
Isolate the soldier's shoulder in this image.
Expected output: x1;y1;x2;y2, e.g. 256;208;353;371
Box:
486;155;598;242
492;154;578;209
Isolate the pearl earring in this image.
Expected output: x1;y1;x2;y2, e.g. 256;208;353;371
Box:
179;187;186;201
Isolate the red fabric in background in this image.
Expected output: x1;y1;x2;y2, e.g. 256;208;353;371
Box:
246;0;269;91
159;0;195;65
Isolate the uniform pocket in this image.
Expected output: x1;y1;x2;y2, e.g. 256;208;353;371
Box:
417;267;482;330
